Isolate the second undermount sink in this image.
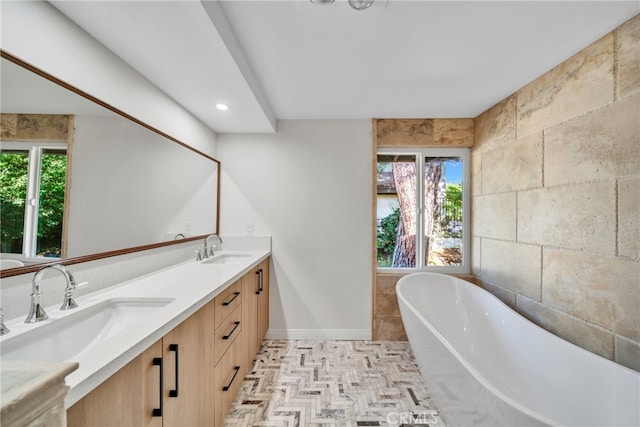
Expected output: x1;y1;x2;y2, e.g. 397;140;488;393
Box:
0;297;173;362
202;253;252;265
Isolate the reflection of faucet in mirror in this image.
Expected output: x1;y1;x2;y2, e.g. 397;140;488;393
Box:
174;233;186;240
25;264;87;323
203;234;224;258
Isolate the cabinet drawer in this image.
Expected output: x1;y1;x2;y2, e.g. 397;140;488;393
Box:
214;304;242;365
214;333;245;426
214;279;242;328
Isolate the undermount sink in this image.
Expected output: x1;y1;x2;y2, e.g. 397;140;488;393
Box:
0;297;173;362
202;253;252;265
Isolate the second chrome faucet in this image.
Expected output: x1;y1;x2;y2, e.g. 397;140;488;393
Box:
202;234;224;259
25;264;88;324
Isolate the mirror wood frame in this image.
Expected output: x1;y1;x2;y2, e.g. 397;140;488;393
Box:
0;50;221;278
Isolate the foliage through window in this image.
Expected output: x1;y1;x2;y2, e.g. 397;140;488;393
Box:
1;143;67;258
376;149;469;272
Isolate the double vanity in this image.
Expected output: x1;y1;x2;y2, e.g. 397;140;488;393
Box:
1;240;271;426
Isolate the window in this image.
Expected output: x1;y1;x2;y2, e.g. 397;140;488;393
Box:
0;142;67;259
376;148;469;273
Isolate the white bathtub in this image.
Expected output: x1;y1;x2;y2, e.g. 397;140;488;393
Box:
396;273;640;427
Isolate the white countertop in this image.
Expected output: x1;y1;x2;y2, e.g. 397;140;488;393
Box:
0;245;270;407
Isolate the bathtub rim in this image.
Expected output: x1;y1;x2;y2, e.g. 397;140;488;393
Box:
396;272;640;427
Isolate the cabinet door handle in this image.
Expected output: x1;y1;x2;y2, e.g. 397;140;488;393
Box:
169;344;179;398
256;269;263;294
222;321;240;340
222;291;240;306
222;366;241;391
152;357;163;417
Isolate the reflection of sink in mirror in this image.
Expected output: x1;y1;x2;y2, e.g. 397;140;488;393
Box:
202;253;252;265
0;298;173;362
0;259;25;270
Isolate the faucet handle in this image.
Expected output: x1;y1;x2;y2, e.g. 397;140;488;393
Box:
194;250;202;261
60;281;89;311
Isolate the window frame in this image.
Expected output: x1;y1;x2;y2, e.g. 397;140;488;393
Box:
1;140;67;260
376;147;470;274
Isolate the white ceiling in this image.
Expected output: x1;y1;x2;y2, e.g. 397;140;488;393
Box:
50;1;639;134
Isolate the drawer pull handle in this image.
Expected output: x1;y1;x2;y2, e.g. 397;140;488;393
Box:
223;321;240;340
222;292;240;306
222;366;241;391
256;269;263;294
152;357;163;417
169;344;179;398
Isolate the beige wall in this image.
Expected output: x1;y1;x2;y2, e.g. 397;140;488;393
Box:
472;15;639;371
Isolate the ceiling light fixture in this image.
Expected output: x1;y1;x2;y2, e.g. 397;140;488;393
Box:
215;103;231;111
309;0;374;10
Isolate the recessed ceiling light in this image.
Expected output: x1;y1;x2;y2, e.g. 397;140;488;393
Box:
215;103;231;111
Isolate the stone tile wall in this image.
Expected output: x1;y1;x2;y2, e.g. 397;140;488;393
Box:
375;273;409;341
376;118;474;148
472;15;639;371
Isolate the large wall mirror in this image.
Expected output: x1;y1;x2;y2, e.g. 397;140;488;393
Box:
0;51;220;278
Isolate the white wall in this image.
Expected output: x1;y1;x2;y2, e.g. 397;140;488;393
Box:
218;120;372;339
0;1;217;157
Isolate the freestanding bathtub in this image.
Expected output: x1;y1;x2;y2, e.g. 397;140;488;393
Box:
397;273;640;427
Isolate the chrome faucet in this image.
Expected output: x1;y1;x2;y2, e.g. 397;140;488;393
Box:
202;234;223;258
0;307;9;335
25;264;86;323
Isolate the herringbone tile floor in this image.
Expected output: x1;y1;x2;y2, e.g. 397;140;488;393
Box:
224;340;443;427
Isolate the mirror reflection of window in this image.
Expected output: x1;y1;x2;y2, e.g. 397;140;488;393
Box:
0;149;29;254
0;143;67;259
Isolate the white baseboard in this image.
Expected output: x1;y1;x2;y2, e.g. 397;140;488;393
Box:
265;329;371;341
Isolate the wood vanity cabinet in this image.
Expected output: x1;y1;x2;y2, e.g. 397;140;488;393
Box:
67;340;163;427
241;273;258;369
162;304;213;426
213;258;270;425
212;280;246;426
67;303;214;427
257;258;270;344
242;258;270;369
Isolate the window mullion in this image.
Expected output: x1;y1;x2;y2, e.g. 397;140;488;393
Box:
23;147;43;257
416;154;424;270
